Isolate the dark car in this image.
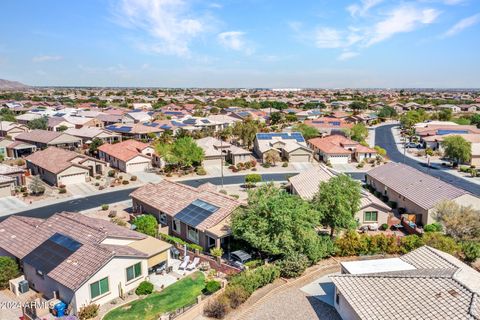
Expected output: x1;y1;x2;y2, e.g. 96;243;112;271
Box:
230;250;252;269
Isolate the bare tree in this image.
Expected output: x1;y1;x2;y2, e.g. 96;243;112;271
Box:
433;200;480;241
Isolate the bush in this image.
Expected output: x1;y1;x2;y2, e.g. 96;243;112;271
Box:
250;159;257;167
399;235;424;253
388;201;397;209
422;232;460;255
58;187;67;194
262;163;271;168
224;285;249;309
459;166;470;173
101;204;109;211
110;217;127;227
108;170;116;177
462;241;480;262
277;252;309;278
245;173;262;186
0;257;20;289
196;167;207;176
356;162;364;169
130;175;137;181
244;259;263;269
381;223;389;230
135;281;154;295
78;304;99;320
204;294;229;319
282;162;288;167
425;148;434;156
210;247;224;258
16;159;25;166
122;180;129;185
132;215;158;237
204;280;222;295
228;264;280;295
424;223;443;233
158;233;203;252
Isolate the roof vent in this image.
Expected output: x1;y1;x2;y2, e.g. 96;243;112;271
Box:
11;235;16;239
448;289;459;297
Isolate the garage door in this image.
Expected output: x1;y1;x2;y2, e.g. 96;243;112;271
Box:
329;155;349;164
59;172;87;185
203;158;222;166
289;154;311;162
127;162;150;173
0;184;12;198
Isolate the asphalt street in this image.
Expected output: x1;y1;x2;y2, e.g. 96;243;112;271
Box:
375;124;480;196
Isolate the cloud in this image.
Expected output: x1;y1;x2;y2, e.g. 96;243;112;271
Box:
32;55;63;62
218;31;254;54
113;0;206;56
443;13;480;37
347;0;383;17
338;51;359;60
366;5;440;46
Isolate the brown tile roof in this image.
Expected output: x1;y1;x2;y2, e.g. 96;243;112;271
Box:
15;129;80;144
367;162;468;210
26;146;87;174
0;212;148;291
288;165;336;200
130;180;241;231
308;135;375;155
331;246;480;320
98;139;151;162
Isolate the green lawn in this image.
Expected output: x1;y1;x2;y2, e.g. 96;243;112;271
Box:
103;272;206;320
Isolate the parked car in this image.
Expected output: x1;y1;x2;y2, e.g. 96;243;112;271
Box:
405;142;421;148
230;250;252;269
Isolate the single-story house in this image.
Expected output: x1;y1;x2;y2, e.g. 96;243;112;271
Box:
304;118;353;136
288;166;391;226
15;113;43;125
132;103;153;110
15;130;82;150
105;123;163;141
0;212;171;316
0;139;37;158
308;135;377;164
253;132;313;163
196;137;252;166
0;121;29;139
26;147;106;186
98;139;154;173
331;246;480;320
131;180;242;251
64;127;122;145
0;163;25;186
366;162;480;225
0;175;15;197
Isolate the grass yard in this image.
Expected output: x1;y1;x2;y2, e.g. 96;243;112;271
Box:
103;272;206;320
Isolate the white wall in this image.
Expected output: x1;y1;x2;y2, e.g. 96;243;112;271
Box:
73;257;148;313
334;288;362;320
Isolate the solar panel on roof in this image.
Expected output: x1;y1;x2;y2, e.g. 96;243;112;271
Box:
184;119;197;125
201;119;210;124
175;199;219;227
437;130;469;135
50;233;82;251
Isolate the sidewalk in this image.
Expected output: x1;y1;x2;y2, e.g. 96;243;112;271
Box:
390;126;480;186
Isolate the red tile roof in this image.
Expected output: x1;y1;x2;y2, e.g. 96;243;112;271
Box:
98;139;151;162
308;135;375;155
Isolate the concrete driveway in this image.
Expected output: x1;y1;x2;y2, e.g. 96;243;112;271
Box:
0;196;27;217
135;171;163;183
67;183;98;196
292;162;314;172
301;272;340;306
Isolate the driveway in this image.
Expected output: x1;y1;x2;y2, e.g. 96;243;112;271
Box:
67;183;98;196
292;162;314;172
135;171;163;183
375;124;480;195
0;196;27;217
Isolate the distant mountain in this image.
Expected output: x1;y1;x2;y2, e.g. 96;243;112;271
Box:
0;79;28;89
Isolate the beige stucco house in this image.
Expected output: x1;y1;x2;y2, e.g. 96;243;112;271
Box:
254;132;313;163
98;139;154;173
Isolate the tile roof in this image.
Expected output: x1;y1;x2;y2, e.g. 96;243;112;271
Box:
288;165;336;200
98;139;151;162
15;129;79;144
308;135;376;155
367;162;469;210
130;180;242;231
0;212;149;291
0;164;24;175
331;246;480;320
26;146;88;174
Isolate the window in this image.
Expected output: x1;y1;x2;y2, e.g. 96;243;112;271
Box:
172;219;181;234
126;262;142;282
336;293;340;305
187;226;199;243
159;213;167;225
90;277;109;299
36;269;44;278
364;211;378;222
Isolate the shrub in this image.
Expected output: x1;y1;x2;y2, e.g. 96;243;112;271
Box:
219;189;227;195
224;285;249;309
196;167;207;175
250;159;257;167
251;167;257;171
130;175;137;181
399;235;424;253
132;215;158;237
424;223;443;233
101;204;109;211
16;159;25;166
78;304;99;320
210;247;224;258
94;182;100;187
459;166;470;173
122;180;129;185
135;281;154;295
277;252;309;278
462;241;480;262
0;257;20;289
388;201;397;209
425;148;434;156
245;174;262;186
356;162;364;169
282;162;288;167
262;163;271;168
58;187;67;194
110;217;127;227
230;194;240;199
422;232;461;255
380;223;389;230
203;294;229;319
204;280;222;295
107;170;116;177
228;165;235;170
244;259;263;269
228;264;280;295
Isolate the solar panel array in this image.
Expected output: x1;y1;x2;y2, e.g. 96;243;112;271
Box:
329;121;341;126
183;118;197;125
106;125;132;133
171;121;187;127
437;130;470;135
23;233;82;274
256;132;305;143
175;199;219;227
142;122;160;128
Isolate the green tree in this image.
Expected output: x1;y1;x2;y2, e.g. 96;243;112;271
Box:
470;114;480;128
0;256;20;289
442;135;471;165
27;116;48;130
350;101;367;114
0;109;17;122
232;120;258;149
312;175;362;237
438;108;453;121
245;173;262;187
89;138;104;154
155;137;204;168
374;145;387;157
209;107;220;114
57;125;69;132
292;123;320;140
348;123;369;143
377;106;397;118
269;112;283;125
400;110;428;128
231;184;330;262
132;215;158;237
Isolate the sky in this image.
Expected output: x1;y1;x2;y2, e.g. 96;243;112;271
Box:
0;0;479;88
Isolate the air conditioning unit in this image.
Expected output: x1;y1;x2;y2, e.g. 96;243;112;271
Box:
19;280;29;294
